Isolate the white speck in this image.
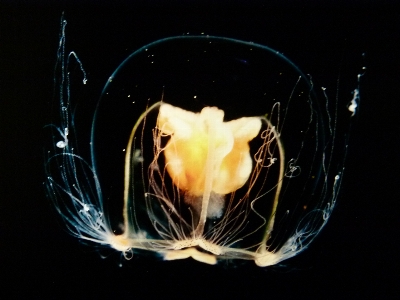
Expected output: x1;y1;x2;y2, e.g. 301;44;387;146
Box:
348;89;359;117
56;141;66;148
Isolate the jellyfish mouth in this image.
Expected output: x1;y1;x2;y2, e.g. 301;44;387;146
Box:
184;191;225;221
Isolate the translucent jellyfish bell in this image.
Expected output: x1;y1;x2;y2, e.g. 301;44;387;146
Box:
46;26;355;267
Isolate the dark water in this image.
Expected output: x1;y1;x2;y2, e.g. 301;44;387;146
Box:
1;1;398;298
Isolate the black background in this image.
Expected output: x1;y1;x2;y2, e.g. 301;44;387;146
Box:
1;1;399;298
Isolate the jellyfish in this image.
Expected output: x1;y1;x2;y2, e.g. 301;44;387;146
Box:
45;17;359;267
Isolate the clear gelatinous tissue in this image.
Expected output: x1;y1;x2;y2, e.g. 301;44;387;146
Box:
45;16;360;267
